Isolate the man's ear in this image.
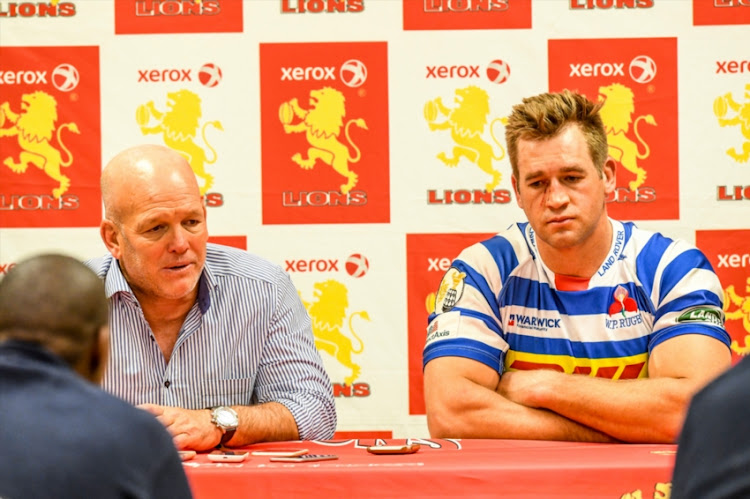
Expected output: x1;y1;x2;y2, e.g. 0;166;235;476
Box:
511;175;524;210
100;220;122;260
602;157;617;196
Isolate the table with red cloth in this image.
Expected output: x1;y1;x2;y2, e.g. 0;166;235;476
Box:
183;438;675;498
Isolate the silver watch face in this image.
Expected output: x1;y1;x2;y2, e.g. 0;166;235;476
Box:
213;407;238;429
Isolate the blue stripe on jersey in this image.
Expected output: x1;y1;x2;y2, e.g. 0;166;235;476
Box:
423;338;504;372
635;232;673;298
507;333;652;359
659;248;716;303
452;260;501;323
654;289;723;322
501;277;653;316
481;233;521;282
650;323;731;352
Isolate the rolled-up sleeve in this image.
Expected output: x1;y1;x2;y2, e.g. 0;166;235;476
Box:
254;269;336;440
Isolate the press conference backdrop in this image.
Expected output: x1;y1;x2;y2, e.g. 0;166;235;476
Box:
1;0;749;443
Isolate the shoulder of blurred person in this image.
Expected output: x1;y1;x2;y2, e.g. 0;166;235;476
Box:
671;357;750;499
0;254;192;499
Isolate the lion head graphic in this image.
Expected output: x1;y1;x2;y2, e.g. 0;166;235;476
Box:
136;88;224;195
713;84;750;163
598;83;657;192
300;279;370;386
424;85;506;192
280;87;368;195
0;91;80;198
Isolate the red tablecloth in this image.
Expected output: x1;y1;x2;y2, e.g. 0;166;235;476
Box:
184;438;675;498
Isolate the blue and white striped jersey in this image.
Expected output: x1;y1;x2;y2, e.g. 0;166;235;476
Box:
85;243;336;440
423;220;730;379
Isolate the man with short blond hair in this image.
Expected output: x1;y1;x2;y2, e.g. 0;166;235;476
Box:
423;90;731;443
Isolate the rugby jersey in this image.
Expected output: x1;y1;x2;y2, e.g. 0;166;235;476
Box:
423;220;730;379
85;243;336;440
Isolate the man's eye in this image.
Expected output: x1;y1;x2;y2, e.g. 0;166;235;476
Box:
185;220;200;227
147;225;163;233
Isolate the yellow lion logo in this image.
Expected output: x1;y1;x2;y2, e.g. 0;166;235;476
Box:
300;279;370;386
599;83;657;192
725;278;750;356
424;85;506;192
136;89;223;195
280;87;368;194
0;92;80;198
713;84;750;163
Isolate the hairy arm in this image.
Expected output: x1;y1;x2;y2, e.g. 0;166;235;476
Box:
424;356;615;442
497;334;731;443
139;402;298;450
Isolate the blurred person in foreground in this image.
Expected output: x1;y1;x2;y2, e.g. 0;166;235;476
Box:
671;354;750;498
422;89;731;443
85;144;335;451
0;254;192;499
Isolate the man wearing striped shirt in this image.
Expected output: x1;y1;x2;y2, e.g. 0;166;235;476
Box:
86;144;335;450
422;90;732;443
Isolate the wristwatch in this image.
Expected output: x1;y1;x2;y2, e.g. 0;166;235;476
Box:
210;406;239;445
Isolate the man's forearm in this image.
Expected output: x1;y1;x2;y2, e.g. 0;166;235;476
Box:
227;402;300;446
502;371;693;443
427;374;615;442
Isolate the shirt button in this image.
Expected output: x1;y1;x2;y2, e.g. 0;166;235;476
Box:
164;380;171;388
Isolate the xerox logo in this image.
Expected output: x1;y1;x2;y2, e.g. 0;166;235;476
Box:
425;59;511;85
716;60;750;74
134;0;220;16
137;62;223;88
280;60;368;88
423;0;509;12
0;263;15;275
570;0;653;9
281;0;364;13
0;1;76;17
1;63;80;92
569;55;656;84
715;0;750;5
285;253;370;277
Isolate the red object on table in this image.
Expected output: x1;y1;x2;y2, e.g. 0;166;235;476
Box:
184;439;676;498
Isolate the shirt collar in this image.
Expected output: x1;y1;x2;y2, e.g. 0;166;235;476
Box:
104;257;216;314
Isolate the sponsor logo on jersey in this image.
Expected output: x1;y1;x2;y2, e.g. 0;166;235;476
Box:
0;46;100;228
549;37;678;220
260;42;389;224
403;0;530;30
114;0;242;34
693;0;750;26
676;307;724;327
506;350;648;379
0;0;76;17
435;267;466;313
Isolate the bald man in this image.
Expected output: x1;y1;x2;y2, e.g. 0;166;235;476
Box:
0;254;192;499
86;144;335;451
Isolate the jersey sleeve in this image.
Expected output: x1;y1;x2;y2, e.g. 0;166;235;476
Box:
422;240;510;372
639;236;731;351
